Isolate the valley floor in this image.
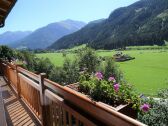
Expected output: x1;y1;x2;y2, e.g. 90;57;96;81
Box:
36;49;168;96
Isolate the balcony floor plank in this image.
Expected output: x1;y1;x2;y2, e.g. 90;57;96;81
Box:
0;76;41;126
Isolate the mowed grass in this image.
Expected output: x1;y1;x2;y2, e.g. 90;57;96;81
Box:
36;50;168;96
36;53;75;67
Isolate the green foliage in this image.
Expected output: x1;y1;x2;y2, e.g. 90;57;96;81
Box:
79;72;140;108
49;67;66;84
49;58;80;85
138;97;168;126
62;58;80;85
0;45;15;61
157;88;168;99
78;48;100;73
62;51;67;57
126;45;168;50
35;58;54;76
18;51;37;71
104;58;124;83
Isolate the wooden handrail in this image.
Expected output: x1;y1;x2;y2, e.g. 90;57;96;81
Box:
17;66;39;81
18;73;40;90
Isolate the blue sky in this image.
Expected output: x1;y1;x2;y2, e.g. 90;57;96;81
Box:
0;0;139;33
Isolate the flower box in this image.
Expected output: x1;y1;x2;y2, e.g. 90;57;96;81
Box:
65;83;138;119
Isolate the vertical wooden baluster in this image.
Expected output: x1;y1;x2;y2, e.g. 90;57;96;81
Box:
63;109;67;126
54;103;58;126
76;119;79;126
69;113;72;126
59;106;63;126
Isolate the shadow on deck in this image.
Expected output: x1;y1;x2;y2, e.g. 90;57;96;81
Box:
0;76;41;126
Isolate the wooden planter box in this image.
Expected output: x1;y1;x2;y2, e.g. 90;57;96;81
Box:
65;83;138;119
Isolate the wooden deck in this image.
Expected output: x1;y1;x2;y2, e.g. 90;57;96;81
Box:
0;76;41;126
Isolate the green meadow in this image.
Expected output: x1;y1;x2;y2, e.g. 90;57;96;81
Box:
36;49;168;96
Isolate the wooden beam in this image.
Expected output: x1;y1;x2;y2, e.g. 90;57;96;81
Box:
0;8;7;12
0;0;11;10
0;8;7;17
0;0;17;28
0;15;4;18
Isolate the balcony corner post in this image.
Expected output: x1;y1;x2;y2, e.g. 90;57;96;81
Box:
16;65;21;99
39;73;49;126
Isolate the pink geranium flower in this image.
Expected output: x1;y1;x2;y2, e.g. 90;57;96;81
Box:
140;103;150;112
114;83;120;92
108;76;116;82
95;72;103;80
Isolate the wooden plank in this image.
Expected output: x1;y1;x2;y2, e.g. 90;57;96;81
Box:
44;89;64;104
0;85;7;126
0;0;10;10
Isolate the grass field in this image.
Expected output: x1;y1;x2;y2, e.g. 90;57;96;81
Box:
36;49;168;96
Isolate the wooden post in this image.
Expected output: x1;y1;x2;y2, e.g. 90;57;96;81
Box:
39;73;49;126
6;66;11;85
16;65;21;99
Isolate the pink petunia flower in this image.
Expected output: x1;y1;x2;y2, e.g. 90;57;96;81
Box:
140;103;150;112
114;83;120;92
95;72;103;80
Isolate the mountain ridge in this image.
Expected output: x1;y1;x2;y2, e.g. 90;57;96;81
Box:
0;31;32;45
48;0;168;50
10;19;86;49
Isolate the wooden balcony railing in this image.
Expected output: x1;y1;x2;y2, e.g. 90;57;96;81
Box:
0;60;146;126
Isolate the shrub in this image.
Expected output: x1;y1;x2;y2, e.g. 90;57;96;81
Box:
0;45;15;61
157;88;168;99
138;99;168;126
104;58;124;83
62;51;67;57
138;89;168;126
19;51;37;71
97;57;124;83
62;58;80;85
49;66;66;85
49;58;80;85
35;58;54;76
78;48;100;73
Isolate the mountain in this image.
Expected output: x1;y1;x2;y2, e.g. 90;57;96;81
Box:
48;0;168;50
0;31;31;45
11;20;86;49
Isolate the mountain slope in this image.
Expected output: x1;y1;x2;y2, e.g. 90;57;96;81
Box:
11;20;86;49
49;0;168;50
0;31;31;45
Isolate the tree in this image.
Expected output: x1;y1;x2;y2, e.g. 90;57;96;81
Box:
78;48;100;73
0;45;15;61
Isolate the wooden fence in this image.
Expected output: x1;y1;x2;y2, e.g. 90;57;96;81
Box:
0;60;146;126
